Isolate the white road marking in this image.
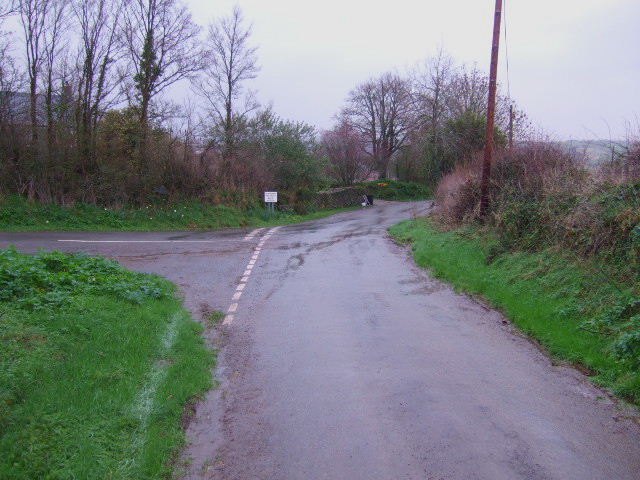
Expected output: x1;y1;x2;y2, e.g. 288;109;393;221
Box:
243;227;265;241
58;240;219;243
223;225;282;327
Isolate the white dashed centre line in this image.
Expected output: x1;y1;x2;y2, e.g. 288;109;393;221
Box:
59;240;220;243
243;227;265;241
222;226;280;326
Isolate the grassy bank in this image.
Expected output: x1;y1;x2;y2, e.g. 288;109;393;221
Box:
390;218;640;405
0;196;356;231
0;248;213;479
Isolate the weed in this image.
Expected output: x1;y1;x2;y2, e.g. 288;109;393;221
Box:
206;310;225;328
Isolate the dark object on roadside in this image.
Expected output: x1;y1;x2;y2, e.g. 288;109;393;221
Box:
154;185;169;196
361;194;373;206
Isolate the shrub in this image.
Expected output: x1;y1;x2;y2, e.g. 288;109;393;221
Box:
434;142;640;269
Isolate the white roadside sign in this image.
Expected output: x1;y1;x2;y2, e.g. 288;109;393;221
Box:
264;191;278;203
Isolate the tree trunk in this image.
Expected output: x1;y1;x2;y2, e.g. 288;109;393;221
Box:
140;93;150;167
29;76;38;145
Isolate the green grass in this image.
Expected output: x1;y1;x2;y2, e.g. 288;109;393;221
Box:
205;310;226;328
0;248;213;479
0;195;357;231
390;217;640;405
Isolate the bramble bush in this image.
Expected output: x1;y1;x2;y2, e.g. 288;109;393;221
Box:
435;143;640;270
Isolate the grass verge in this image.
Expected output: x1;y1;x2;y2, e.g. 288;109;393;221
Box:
0;195;356;231
390;217;640;405
0;248;213;479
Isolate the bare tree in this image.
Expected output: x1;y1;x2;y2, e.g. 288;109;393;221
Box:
0;0;15;20
73;0;124;172
196;6;259;158
446;64;489;120
445;64;525;136
122;0;204;167
42;0;68;165
0;0;24;194
344;73;415;179
0;0;20;90
412;49;455;142
18;0;50;145
322;118;370;185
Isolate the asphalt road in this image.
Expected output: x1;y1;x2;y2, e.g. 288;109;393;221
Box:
3;201;640;480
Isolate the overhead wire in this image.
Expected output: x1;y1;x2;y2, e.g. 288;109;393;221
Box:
503;0;511;101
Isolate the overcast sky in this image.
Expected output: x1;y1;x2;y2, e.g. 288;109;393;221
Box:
188;0;639;140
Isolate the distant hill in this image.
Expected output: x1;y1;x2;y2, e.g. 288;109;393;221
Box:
562;140;627;164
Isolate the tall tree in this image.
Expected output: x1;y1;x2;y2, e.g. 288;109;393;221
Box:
413;48;454;143
196;6;259;159
42;0;67;167
446;65;490;120
18;0;50;146
122;0;204;169
73;0;123;173
0;0;19;91
344;73;415;179
322;118;369;185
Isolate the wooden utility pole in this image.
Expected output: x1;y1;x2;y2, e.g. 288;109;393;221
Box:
479;0;503;217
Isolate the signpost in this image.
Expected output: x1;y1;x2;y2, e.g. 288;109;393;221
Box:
264;191;277;215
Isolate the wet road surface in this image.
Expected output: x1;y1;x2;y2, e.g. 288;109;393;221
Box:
3;201;640;480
